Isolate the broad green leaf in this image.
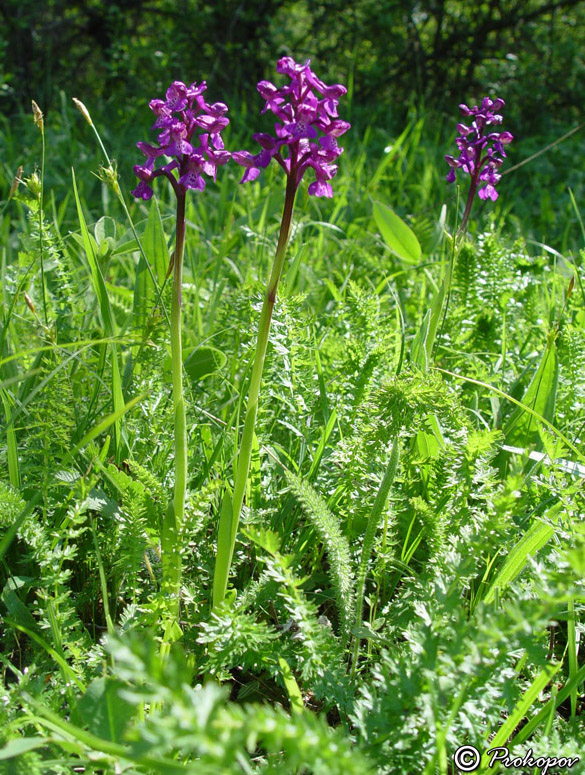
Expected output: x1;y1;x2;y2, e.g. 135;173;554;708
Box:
184;345;227;381
212;490;234;610
2;579;40;634
94;215;117;246
163;345;228;384
504;334;558;447
76;678;135;743
373;200;421;263
414;414;444;461
278;657;304;714
133;197;168;333
483;503;561;604
0;738;50;760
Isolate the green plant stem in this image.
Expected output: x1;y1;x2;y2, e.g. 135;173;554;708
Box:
213;175;297;608
73;99;169;327
38;119;48;326
162;191;187;621
351;439;400;677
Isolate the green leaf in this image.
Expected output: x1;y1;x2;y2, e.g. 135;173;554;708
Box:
373;201;421;263
133;197;168;333
67;392;146;461
483;503;561;604
0;492;41;562
243;527;282;556
411;310;431;370
480;661;561;771
76;678;135;743
72;168;125;458
285;470;355;640
184;345;227;382
94;215;117;246
504;334;558;447
278;657;304;715
509;662;585;749
1;389;20;487
0;738;50;760
2;578;40;634
212;490;234;610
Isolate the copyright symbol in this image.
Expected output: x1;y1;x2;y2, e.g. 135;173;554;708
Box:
453;745;481;772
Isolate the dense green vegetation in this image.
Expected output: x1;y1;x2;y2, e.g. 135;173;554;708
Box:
1;4;585;773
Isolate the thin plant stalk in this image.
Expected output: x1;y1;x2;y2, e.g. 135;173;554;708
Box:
213;174;297;609
162;190;188;622
72;98;169;328
351;439;400;677
32;101;48;326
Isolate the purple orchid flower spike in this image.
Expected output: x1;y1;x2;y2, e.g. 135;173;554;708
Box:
132;80;230;201
232;56;350;198
212;59;351;609
131;81;230;624
445;96;513;233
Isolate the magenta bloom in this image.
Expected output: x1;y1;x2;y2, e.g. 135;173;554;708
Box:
233;57;350;198
445;97;513;203
132;80;230;200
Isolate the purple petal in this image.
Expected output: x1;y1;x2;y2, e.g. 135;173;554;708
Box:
232;151;256;168
133;164;153;182
308;179;333;197
253;132;279;149
179;171;206;191
478;184;498;201
257;80;279;99
194;115;229;132
165;81;188;111
132;181;153;200
240;167;262;183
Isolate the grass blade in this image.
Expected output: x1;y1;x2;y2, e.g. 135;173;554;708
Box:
71;168;125;459
480;661;561;770
483;503;561;605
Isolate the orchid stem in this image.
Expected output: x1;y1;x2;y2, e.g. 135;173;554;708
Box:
213;174;297;608
162;190;187;624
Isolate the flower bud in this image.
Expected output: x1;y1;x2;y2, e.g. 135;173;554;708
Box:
72;98;94;127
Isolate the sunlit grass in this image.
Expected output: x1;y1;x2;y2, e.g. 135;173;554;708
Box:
0;93;583;773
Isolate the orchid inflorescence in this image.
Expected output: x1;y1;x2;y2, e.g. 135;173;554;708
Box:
445;97;513;203
132;80;230;201
132;59;350;202
232;57;350;197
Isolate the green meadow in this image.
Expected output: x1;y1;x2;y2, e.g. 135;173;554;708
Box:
1;9;584;772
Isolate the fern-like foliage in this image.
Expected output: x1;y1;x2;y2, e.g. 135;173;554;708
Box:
285;470;354;641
